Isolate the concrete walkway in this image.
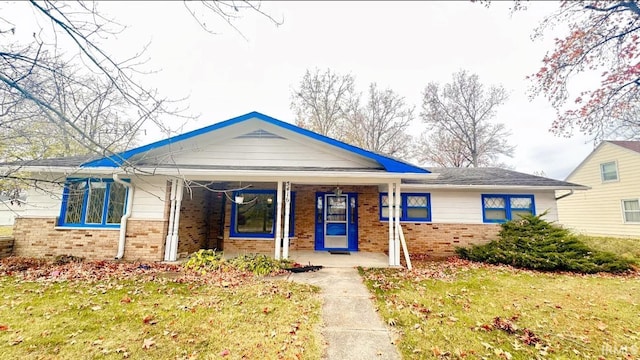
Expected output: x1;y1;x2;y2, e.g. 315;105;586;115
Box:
287;267;401;360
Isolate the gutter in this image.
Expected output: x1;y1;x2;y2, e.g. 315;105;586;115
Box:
555;189;574;200
113;174;134;260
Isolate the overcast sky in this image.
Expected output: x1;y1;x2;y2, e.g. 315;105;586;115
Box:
94;2;595;179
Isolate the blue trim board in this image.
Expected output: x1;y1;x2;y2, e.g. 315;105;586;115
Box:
82;111;428;174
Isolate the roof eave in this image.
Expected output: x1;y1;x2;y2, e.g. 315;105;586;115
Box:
401;183;590;191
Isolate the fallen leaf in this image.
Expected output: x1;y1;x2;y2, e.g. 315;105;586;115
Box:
142;338;155;349
219;349;230;357
120;296;132;304
0;325;9;331
91;305;102;311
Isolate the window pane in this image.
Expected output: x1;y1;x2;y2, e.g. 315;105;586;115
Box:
64;182;86;224
407;195;427;207
485;209;506;220
623;200;640;222
484;197;505;208
625;211;640;222
236;193;274;234
601;162;618;181
623;200;640;211
510;197;532;209
106;183;126;224
381;207;389;218
511;209;533;219
381;195;389;206
86;182;107;224
406;207;428;219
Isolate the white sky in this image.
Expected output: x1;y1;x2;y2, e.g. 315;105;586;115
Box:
25;1;601;180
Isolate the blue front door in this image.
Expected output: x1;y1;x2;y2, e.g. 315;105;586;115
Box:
315;192;358;251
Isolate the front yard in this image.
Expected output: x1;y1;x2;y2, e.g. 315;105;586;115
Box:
0;259;322;359
361;259;640;359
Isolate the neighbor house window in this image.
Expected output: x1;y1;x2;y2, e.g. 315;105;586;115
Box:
600;161;618;182
379;193;431;222
230;190;295;238
622;199;640;223
482;194;535;223
59;178;128;228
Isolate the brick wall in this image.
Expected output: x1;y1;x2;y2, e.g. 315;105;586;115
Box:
12;218;167;261
0;237;13;258
177;187;209;256
221;184;500;257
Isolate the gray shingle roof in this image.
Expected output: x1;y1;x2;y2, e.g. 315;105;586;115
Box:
1;156;587;189
0;155;96;167
608;140;640;154
404;167;587;189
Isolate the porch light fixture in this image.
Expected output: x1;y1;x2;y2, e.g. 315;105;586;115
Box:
235;195;244;204
266;197;273;205
333;186;342;197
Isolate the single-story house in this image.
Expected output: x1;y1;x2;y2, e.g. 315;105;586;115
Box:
558;140;640;238
2;112;588;266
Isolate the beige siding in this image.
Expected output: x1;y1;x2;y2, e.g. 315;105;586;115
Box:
558;142;640;238
130;118;380;169
130;176;168;220
412;189;557;224
22;180;64;219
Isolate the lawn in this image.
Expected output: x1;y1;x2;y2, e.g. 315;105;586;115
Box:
578;235;640;265
0;259;322;359
361;259;640;359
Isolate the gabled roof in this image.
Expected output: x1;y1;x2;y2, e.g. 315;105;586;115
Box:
403;167;588;190
81;111;429;174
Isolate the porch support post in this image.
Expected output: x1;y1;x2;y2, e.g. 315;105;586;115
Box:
169;179;183;262
274;181;283;260
394;181;401;266
282;181;291;259
164;179;177;261
388;182;395;266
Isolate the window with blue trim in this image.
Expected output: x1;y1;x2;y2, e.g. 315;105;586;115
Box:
230;190;295;238
481;194;535;223
59;179;128;228
379;193;431;222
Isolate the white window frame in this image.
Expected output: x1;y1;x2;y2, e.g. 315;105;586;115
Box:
600;161;619;182
621;199;640;224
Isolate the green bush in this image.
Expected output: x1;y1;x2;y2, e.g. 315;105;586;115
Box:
456;213;633;274
183;249;225;273
183;250;293;276
228;253;294;276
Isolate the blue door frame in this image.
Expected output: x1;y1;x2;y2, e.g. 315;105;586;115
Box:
314;192;358;251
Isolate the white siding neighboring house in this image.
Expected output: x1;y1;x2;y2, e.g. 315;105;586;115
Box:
557;141;640;238
0;193;26;226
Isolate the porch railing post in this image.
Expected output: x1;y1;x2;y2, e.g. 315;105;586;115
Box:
388;182;395;266
394;181;401;266
274;181;283;260
282;181;291;259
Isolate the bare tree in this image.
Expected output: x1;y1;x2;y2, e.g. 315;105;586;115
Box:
290;68;356;138
417;128;469;167
0;0;280;200
419;70;514;167
345;83;414;159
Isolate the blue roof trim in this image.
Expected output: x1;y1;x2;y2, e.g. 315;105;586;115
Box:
82;111;429;174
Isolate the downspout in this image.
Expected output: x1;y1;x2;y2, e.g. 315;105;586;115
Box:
555;189;574;201
114;174;134;260
164;179;178;261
